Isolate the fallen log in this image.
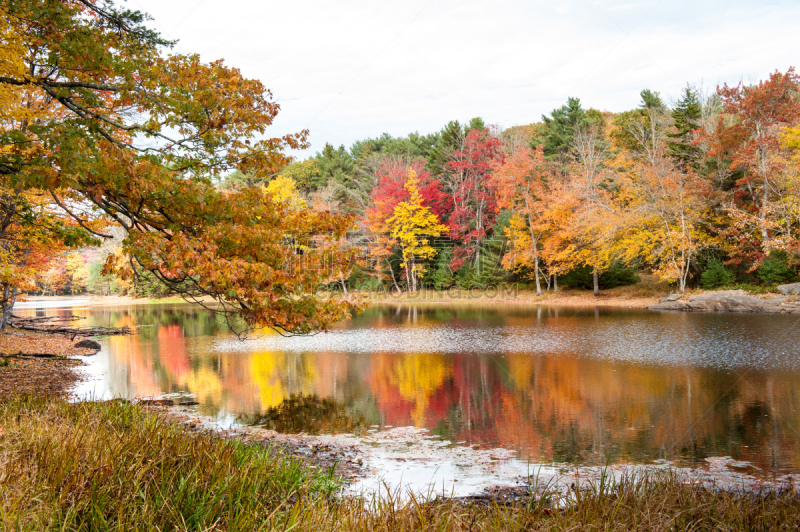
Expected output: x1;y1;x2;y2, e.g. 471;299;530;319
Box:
7;315;134;337
1;352;62;359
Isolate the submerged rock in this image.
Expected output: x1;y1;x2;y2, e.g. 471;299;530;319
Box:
649;293;800;314
74;339;101;350
777;282;800;295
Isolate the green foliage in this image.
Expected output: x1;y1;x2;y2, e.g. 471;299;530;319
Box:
85;261;126;295
533;97;603;161
430;247;455;290
350;132;438;160
426;118;484;175
132;267;174;298
639;89;666;111
667;85;703;170
561;261;640;290
757;251;799;285
700;258;736;288
315;143;357;189
218;170;266;192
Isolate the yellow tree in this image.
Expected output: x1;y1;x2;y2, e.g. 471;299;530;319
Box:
387;170;448;292
614;106;716;293
264;175;306;209
492;146;553;295
563;123;619;296
617;162;716;292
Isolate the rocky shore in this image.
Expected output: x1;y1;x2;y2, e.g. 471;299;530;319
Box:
649;291;800;314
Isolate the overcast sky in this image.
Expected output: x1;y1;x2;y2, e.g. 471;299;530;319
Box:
129;0;799;156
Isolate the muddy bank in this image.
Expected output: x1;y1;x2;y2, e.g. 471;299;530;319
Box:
0;331;99;399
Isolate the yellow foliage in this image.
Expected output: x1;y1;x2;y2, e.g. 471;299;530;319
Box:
263;175;306;209
386;170;448;290
389;353;451;427
0;13;28;123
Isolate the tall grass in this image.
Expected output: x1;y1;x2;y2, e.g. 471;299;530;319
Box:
0;398;338;531
0;397;798;531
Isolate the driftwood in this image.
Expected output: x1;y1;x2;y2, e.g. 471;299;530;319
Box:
7;315;134;337
1;351;63;359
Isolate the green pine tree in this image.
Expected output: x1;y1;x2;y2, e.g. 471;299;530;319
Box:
667;85;703;171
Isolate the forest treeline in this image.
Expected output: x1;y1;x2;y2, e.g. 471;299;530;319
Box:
40;69;800;298
214;69;800;296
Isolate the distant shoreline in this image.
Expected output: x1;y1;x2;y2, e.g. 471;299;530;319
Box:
18;285;788;312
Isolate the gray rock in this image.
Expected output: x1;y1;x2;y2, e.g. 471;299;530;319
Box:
659;293;683;302
74;339;101;350
777;282;800;295
649;293;800;314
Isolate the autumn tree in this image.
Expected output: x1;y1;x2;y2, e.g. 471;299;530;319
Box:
386;170;448;292
364;160;448;291
492;146;552;295
698;68;800;266
564;122;619;296
0;0;358;333
443;127;504;272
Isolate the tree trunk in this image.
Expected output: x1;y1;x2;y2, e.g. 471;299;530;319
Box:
534;255;542;296
553;274;558;292
592;267;599;297
760;187;770;250
387;259;402;294
0;285;16;330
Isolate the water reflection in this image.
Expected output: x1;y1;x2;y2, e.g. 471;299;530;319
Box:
240;394;369;435
23;303;800;474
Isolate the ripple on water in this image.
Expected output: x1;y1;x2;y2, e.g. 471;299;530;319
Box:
213;314;800;371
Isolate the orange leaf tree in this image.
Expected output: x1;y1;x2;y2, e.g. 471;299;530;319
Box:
0;0;358;333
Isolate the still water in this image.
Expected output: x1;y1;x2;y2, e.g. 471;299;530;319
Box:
25;302;800;474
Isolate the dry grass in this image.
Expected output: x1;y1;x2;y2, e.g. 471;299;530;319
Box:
1;398;798;531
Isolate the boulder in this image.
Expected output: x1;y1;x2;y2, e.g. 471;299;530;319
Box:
74;339;101;350
659;293;683;303
777;282;800;295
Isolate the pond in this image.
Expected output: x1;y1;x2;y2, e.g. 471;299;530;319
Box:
19;301;800;478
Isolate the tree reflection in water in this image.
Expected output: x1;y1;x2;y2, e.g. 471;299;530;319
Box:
239;393;368;435
40;303;800;475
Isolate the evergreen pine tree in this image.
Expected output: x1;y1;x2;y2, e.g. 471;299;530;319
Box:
534;98;601;162
639;89;666;111
427;120;465;175
667;85;703;171
315;143;357;188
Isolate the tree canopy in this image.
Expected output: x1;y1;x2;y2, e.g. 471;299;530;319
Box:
0;0;358;333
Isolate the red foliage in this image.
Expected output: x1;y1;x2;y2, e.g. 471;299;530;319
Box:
699;68;800;207
444;128;505;270
365;159;449;233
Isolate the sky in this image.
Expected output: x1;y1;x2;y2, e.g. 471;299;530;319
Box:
128;0;800;156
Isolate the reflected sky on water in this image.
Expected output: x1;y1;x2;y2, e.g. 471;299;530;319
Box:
22;302;800;474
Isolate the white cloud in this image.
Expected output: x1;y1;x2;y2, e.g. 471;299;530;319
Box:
128;0;800;155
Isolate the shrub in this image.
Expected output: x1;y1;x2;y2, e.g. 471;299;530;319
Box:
561;261;640;290
700;258;735;288
757;251;799;285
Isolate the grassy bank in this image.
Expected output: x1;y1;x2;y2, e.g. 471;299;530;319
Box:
1;397;798;531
